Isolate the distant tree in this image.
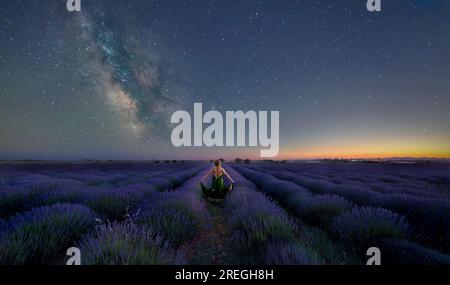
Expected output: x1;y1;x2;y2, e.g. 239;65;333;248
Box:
235;158;243;163
244;159;251;164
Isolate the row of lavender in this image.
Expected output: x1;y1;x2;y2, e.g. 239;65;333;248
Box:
218;167;360;264
0;163;207;264
253;162;449;199
246;163;450;252
76;169;211;265
232;164;450;264
0;163;202;219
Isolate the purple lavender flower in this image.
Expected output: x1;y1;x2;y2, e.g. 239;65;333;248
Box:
261;242;320;265
378;238;450;265
296;195;352;227
332;207;411;249
0;203;96;265
78;222;184;265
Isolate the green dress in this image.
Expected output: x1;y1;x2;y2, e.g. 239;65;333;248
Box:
201;174;233;202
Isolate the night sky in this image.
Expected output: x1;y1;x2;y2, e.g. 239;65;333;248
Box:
0;0;449;160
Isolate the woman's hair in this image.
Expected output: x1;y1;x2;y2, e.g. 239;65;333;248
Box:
214;160;221;167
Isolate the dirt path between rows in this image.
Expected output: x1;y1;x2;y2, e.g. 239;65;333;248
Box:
186;202;235;265
183;169;242;265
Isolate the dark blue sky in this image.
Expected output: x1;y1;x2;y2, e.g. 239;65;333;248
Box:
0;0;449;160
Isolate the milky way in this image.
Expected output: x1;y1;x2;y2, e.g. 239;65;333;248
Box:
75;11;178;139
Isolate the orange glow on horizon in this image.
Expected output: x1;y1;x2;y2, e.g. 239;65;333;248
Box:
278;145;450;160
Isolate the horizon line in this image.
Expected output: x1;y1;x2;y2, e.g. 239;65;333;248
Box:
1;156;450;163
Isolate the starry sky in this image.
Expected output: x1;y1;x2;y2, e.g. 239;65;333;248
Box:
0;0;449;160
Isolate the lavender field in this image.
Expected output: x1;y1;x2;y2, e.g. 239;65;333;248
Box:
0;161;449;265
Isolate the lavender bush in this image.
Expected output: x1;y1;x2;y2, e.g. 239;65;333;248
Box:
244;164;450;252
138;193;200;250
378;238;450;265
0;186;42;219
261;242;319;265
83;188;144;221
375;194;450;251
0;203;96;265
235;166;353;230
262;178;311;201
226;167;327;265
78;222;183;265
332;207;411;250
295;195;352;227
37;187;87;206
